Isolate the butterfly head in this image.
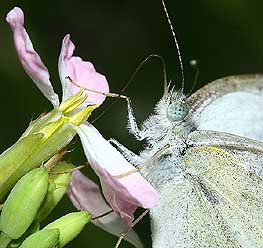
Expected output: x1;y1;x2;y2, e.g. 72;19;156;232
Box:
166;91;189;123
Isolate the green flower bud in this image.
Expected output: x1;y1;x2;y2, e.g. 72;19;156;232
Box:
0;232;12;248
0;168;49;240
0;133;43;201
7;222;40;248
0;109;67;201
0;104;96;201
44;212;91;248
36;162;73;222
19;228;59;248
35;180;56;223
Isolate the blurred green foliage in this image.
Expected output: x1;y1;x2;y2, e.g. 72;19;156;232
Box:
0;0;263;247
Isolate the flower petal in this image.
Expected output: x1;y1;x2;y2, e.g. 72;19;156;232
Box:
68;170;111;216
73;123;157;227
6;7;59;106
68;170;143;248
58;35;109;106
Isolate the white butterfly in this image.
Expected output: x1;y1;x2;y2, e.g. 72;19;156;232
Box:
105;1;263;246
111;74;263;247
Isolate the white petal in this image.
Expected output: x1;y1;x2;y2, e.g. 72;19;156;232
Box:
72;122;157;226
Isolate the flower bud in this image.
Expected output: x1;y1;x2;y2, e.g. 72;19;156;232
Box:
0;104;96;201
0;168;49;239
0;232;12;248
0;133;43;201
44;212;91;247
36;162;73;222
35;180;56;223
7;221;40;248
19;228;59;248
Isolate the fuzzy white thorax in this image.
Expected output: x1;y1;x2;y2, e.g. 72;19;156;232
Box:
126;90;195;190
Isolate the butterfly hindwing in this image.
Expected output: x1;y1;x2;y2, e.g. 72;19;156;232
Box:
187;74;263;142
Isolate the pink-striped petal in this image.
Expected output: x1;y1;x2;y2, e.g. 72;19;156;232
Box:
73;123;157;227
68;170;143;248
6;7;59;106
58;34;109;106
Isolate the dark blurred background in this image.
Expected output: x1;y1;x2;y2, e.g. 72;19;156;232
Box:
0;0;263;247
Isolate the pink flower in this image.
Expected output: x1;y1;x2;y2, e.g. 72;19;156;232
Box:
6;6;158;242
72;123;158;228
68;170;143;248
6;7;109;107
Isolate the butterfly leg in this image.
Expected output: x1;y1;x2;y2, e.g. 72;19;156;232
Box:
91;209;114;220
113;144;171;179
125;98;148;140
67;76;148;140
108;138;143;166
48;165;86;175
43;147;68;169
114;209;149;248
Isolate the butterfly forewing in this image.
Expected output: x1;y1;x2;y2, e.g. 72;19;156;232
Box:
151;146;263;248
151;172;242;248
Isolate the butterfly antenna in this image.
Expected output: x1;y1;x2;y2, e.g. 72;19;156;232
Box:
122;54;168;95
91;54;167;123
161;0;185;92
187;60;200;96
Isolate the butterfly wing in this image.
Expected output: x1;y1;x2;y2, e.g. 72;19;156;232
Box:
151;145;263;248
187;130;263;178
187;74;263;141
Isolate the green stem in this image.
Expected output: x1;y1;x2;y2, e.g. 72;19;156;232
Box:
0;232;11;248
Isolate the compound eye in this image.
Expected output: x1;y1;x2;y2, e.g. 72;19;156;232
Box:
166;101;189;122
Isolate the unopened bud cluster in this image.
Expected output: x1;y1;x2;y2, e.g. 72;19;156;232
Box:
0;93;95;247
0;164;90;248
